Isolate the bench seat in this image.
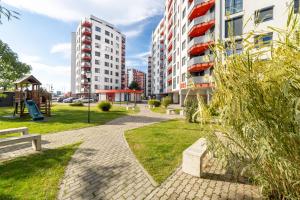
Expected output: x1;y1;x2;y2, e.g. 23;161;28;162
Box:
0;134;41;151
182;138;207;177
0;127;28;136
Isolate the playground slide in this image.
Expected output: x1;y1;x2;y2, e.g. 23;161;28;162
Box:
25;100;44;121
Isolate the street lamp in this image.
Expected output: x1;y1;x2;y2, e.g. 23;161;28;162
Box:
86;71;92;123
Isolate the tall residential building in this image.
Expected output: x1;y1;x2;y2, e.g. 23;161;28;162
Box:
150;0;299;105
71;15;126;97
126;68;147;95
147;56;153;97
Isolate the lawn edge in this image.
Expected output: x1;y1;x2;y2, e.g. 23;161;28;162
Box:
122;128;159;187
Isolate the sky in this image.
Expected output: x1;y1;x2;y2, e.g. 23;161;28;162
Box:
0;0;164;92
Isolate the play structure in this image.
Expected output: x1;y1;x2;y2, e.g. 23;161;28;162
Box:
13;75;51;121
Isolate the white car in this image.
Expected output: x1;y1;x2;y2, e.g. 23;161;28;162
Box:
74;98;94;103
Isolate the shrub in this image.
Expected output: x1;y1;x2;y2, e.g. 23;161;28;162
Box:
97;101;112;111
69;102;84;107
148;99;161;107
184;98;198;123
161;96;172;108
206;11;300;199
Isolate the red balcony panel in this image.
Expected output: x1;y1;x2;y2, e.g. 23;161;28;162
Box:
167;31;173;41
188;41;214;56
168;20;173;31
168;10;173;21
167;66;172;72
188;62;213;73
160;30;165;36
82;56;91;61
82;39;92;45
188;20;215;38
82;21;92;27
81;66;91;70
82;48;91;53
188;0;215;21
168;43;173;52
180;82;187;89
167;78;172;83
168;0;173;11
82;31;91;36
194;82;215;88
168;55;172;63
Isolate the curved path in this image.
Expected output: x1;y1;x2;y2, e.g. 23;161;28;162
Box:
57;106;176;200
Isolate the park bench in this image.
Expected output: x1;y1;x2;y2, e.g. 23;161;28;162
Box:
0;127;41;151
182;138;207;177
166;108;177;115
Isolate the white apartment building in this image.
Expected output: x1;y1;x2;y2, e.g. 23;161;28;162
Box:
150;0;299;105
71;15;126;96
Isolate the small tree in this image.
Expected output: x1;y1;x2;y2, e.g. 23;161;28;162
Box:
129;81;141;106
0;40;31;90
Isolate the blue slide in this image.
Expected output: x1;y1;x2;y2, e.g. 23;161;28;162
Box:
25;100;44;121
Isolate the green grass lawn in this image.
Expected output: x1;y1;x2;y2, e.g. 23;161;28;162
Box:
150;107;166;114
125;119;213;184
0;143;80;200
0;104;132;135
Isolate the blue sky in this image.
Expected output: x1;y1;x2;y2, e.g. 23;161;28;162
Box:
0;0;164;92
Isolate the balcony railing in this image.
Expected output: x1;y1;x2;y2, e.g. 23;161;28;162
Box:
82;36;92;44
82;21;92;27
81;45;92;52
188;12;214;32
81;53;91;61
188;75;214;85
188;55;214;72
188;0;215;21
82;28;92;36
188;34;214;50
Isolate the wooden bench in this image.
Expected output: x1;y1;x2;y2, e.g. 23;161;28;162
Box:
167;108;177;115
0;127;41;151
182;138;207;177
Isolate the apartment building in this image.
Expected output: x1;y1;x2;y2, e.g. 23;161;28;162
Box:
71;15;126;97
150;0;299;105
126;68;147;95
147;56;153;97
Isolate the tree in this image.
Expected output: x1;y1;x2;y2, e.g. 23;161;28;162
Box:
128;81;141;90
0;40;31;90
0;1;19;24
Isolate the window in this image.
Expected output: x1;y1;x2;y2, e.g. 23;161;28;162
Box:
95;43;100;48
95;26;101;32
182;73;186;82
254;32;273;48
95;35;101;40
116;58;119;62
182;8;186;18
95;68;100;73
225;0;243;15
182;56;186;65
182;24;186;34
95;60;100;65
295;0;299;13
105;54;110;59
225;16;243;38
115;79;119;84
104;62;109;67
95;76;99;81
255;7;273;24
105;30;110;36
95;51;100;57
116;65;119;69
115;72;119;76
105;39;110;44
116;36;120;41
104;77;109;82
225;39;243;55
94;85;99;90
104;70;109;75
182;40;186;50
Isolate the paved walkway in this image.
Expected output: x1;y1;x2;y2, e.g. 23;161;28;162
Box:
0;105;261;199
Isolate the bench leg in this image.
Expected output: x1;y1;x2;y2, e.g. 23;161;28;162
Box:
32;138;41;151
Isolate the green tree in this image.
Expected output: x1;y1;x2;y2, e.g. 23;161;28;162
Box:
128;81;141;90
0;40;31;90
0;2;19;24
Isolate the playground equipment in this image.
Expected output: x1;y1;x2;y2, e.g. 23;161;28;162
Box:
13;75;51;120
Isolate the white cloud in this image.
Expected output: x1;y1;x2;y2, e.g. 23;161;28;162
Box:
3;0;164;25
50;43;71;58
126;51;150;69
19;54;70;92
123;24;145;38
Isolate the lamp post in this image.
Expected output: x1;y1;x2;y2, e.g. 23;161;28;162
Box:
86;71;92;123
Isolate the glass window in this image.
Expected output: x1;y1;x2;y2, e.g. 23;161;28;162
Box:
182;24;186;34
225;0;243;15
95;26;101;32
295;0;299;13
105;54;109;59
95;68;100;73
104;70;109;75
95;35;101;40
105;30;110;36
95;51;100;57
255;7;273;23
254;32;273;48
182;40;186;50
95;60;100;65
182;8;186;18
225;16;243;38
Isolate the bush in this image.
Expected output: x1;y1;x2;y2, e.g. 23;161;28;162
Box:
148;99;161;107
161;96;172;108
69;102;84;107
97;101;112;111
207;12;300;199
184;98;198;123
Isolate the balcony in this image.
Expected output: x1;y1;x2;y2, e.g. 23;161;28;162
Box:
188;0;215;21
167;66;172;73
168;0;173;11
188;76;214;88
81;62;91;70
167;31;173;41
168;10;173;21
167;54;172;63
188;55;214;72
168;19;173;31
82;28;92;36
82;36;92;45
167;43;173;52
81;53;91;61
188;34;214;55
188;13;215;38
167;77;172;83
82;21;92;27
81;45;92;52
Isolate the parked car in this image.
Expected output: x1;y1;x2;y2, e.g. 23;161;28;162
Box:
74;98;94;103
57;97;65;102
63;97;77;103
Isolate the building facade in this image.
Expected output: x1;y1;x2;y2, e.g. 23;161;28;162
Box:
150;0;299;105
147;56;153;97
126;68;147;96
71;15;126;97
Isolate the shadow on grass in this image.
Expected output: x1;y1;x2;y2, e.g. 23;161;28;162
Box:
0;143;81;200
